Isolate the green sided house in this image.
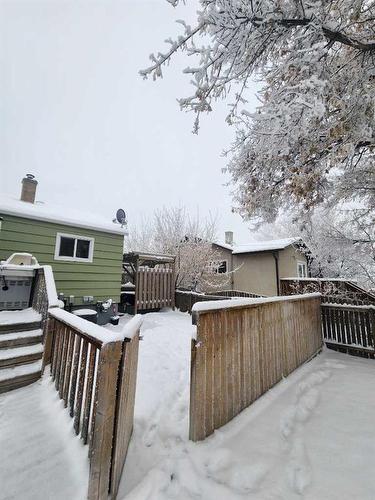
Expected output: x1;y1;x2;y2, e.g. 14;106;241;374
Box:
0;175;125;308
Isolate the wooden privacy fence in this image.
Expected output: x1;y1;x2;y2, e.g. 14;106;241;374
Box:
190;294;322;441
136;267;174;313
322;303;375;358
43;308;141;500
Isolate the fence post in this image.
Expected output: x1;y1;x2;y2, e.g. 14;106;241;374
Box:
88;341;122;500
41;316;55;373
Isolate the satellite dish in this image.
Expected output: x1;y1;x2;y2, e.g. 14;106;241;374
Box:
116;208;127;226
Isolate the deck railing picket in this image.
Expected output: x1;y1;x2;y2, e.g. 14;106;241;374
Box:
69;336;82;418
51;321;61;380
55;325;66;389
62;329;74;405
74;339;89;435
82;345;97;445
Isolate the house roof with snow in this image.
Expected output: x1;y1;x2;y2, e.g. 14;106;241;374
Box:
214;237;304;255
0;194;126;235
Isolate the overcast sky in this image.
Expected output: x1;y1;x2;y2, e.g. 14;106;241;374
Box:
0;0;260;244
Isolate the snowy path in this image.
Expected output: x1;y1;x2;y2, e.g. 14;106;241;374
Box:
115;310;375;500
0;376;88;500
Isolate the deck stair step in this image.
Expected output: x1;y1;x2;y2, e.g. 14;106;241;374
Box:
0;320;41;335
0;343;43;368
0;308;44;393
0;329;43;349
0;360;42;394
0;308;42;335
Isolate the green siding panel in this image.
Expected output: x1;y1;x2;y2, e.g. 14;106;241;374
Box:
0;213;124;305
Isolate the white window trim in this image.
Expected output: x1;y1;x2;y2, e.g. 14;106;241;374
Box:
297;260;307;278
54;233;94;263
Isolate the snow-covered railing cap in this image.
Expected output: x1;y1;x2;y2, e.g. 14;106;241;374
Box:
191;293;321;323
321;303;375;311
281;277;358;283
48;308;142;345
120;314;143;340
42;265;60;308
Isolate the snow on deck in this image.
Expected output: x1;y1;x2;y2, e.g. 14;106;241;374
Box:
1;310;374;499
0;308;41;325
0;376;88;500
111;310;375;500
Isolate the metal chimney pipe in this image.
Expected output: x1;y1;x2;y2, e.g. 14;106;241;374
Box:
21;174;38;203
225;231;233;245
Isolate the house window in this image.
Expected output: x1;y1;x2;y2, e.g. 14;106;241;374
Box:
55;233;94;262
210;260;228;274
297;261;307;278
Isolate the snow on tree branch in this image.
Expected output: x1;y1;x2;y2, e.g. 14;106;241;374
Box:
141;0;375;223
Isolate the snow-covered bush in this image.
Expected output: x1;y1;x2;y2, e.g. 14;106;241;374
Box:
126;206;233;292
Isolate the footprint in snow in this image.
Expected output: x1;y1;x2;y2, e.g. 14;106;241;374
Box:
286;438;312;495
280;369;331;495
205;448;269;494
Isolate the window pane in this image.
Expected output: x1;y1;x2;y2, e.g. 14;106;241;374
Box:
298;263;307;277
59;237;75;257
218;261;227;274
76;239;90;259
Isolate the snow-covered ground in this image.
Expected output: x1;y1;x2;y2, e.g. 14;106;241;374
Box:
1;309;374;500
0;375;88;500
114;310;375;500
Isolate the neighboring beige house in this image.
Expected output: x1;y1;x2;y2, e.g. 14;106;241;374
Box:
213;232;309;297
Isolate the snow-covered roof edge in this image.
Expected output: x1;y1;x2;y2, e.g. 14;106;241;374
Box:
0;195;126;235
213;237;305;255
232;237;304;254
212;242;233;251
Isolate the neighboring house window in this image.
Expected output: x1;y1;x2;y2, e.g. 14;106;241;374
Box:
297;261;307;278
210;260;228;274
54;233;94;262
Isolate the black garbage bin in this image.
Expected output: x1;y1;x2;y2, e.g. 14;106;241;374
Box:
73;308;98;324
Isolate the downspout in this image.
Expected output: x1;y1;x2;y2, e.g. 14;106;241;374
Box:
231;252;234;290
273;251;280;296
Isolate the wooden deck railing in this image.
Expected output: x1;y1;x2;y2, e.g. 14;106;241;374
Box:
45;308;141;500
176;289;265;314
31;265;59;326
280;278;375;305
189;294;322;441
322;303;375;358
207;290;266;298
175;290;224;313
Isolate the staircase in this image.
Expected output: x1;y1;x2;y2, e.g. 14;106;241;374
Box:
0;308;43;394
